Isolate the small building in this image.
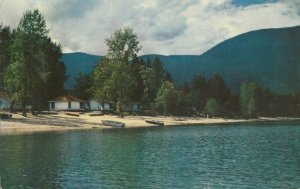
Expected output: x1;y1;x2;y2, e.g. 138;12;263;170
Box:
86;100;113;111
0;92;10;110
123;102;141;112
49;95;85;111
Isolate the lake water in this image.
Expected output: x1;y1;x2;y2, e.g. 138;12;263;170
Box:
0;123;300;189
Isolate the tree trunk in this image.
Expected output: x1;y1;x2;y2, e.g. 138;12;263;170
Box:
9;102;14;113
117;101;124;118
21;97;27;117
22;105;27;117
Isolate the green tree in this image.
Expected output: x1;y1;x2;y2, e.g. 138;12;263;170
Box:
191;74;208;112
40;38;66;107
163;71;173;83
205;98;220;117
5;10;50;116
94;27;141;117
140;57;165;106
140;65;156;105
0;25;13;90
73;73;93;100
152;57;164;85
176;81;193;115
130;56;145;102
155;81;176;116
239;81;258;118
179;81;190;95
295;91;300;116
207;74;231;104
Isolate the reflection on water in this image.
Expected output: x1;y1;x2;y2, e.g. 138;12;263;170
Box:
0;124;300;188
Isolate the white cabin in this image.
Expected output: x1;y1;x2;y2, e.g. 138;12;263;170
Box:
123;102;141;112
0;92;10;110
49;95;85;111
86;100;113;111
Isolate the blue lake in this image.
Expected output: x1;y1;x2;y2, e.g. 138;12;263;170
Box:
0;123;300;188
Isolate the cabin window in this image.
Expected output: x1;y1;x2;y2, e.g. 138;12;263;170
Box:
80;102;85;109
50;102;55;109
86;102;90;109
0;100;2;106
68;101;71;109
109;103;113;110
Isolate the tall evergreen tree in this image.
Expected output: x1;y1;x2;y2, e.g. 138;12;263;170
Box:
0;25;13;91
4;10;61;115
140;66;157;105
179;81;190;95
207;74;231;104
130;56;144;102
163;71;173;83
140;57;165;107
41;38;66;106
190;74;208;112
73;73;92;100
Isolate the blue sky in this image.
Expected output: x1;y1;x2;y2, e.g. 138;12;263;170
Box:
0;0;299;55
232;0;277;6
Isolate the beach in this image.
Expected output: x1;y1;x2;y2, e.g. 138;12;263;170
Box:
0;112;299;135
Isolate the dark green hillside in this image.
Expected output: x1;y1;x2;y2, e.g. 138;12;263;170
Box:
141;26;300;94
61;52;102;89
62;25;300;94
197;25;300;94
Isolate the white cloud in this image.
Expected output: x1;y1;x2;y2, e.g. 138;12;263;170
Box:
0;0;299;55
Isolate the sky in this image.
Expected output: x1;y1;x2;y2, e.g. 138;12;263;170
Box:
0;0;299;55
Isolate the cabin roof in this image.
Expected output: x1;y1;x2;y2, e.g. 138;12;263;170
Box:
50;95;85;102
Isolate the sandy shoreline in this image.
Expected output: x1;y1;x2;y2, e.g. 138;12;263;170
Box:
0;112;299;135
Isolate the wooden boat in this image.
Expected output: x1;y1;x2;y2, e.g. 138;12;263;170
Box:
89;111;103;116
0;113;12;119
102;120;125;128
145;119;164;126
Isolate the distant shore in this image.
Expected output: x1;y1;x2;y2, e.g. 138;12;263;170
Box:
0;112;299;135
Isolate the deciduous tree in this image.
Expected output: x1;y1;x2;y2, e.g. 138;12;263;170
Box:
155;81;176;116
94;27;141;117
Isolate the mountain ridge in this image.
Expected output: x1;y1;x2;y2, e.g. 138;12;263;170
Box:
61;25;300;94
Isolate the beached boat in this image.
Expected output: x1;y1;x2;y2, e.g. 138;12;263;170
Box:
145;119;164;126
89;111;103;116
0;113;12;119
102;120;125;128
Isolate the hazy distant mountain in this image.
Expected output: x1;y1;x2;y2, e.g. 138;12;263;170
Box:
62;25;300;94
61;52;102;89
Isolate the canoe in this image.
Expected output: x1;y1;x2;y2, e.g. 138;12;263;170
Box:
102;120;125;128
0;113;12;119
145;119;164;126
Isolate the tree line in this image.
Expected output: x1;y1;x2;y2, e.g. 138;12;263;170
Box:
73;28;299;118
